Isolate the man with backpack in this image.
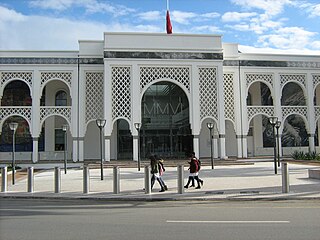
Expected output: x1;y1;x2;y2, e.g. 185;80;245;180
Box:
184;152;204;189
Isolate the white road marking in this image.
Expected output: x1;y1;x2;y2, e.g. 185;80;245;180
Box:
166;220;290;224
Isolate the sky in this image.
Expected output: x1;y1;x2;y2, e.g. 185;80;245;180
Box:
0;0;320;54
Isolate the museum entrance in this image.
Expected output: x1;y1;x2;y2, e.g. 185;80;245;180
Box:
140;81;192;159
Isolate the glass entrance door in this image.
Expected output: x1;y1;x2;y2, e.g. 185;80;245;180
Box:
141;81;192;159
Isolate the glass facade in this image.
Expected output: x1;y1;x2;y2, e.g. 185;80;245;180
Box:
140;81;192;159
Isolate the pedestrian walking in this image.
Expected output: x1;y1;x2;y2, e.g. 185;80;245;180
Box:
150;155;167;192
184;152;203;189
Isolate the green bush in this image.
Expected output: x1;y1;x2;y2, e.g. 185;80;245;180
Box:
291;151;320;161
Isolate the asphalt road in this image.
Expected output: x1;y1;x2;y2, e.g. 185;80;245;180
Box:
0;199;319;240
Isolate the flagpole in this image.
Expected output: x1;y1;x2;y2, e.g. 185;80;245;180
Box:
167;0;169;10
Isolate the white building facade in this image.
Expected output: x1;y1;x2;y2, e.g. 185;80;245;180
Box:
0;32;319;162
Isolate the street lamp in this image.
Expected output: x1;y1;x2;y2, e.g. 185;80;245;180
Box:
62;124;68;174
134;123;141;171
269;116;278;174
275;120;281;167
96;119;106;180
9;122;18;185
207;122;214;169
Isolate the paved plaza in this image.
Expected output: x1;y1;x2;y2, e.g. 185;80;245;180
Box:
1;160;320;201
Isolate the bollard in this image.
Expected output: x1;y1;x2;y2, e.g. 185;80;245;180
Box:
83;165;89;194
1;167;7;192
281;162;289;193
27;167;34;193
54;167;61;193
178;165;184;194
113;166;120;194
144;165;151;194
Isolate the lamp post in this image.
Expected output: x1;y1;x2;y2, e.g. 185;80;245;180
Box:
62;124;68;174
96;119;106;180
275;120;281;167
269;116;278;174
207;122;214;169
134;123;141;171
9;122;18;185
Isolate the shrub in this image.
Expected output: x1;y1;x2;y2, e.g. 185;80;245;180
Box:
291;151;320;161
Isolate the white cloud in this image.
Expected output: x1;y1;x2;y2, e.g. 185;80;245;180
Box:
137;11;162;21
258;27;318;50
231;0;293;16
312;41;320;49
222;12;257;22
0;6;158;50
298;2;320;17
0;6;26;22
201;12;220;19
29;0;135;16
171;10;197;24
191;25;223;33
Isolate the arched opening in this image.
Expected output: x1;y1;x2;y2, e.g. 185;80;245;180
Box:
281;82;306;105
0;116;33;152
248;115;272;156
247;82;273;106
40;115;70;160
117;119;133;159
1;80;33;152
140;81;192;159
1;80;31;106
282;115;308;147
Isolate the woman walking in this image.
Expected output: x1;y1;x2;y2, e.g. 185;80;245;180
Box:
184;152;203;189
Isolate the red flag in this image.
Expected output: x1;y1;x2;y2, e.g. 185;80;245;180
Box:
166;10;172;34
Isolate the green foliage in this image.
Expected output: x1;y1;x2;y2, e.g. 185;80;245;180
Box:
291;151;320;161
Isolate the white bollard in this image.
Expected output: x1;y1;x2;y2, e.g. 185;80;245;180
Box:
27;167;34;193
281;162;289;193
83;166;89;194
1;167;7;192
54;167;61;193
178;165;184;194
144;165;151;194
113;166;120;194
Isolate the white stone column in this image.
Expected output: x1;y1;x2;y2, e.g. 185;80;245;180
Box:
31;70;41;162
191;65;201;155
78;137;84;162
133;136;139;162
105;136;111;161
236;135;243;158
216;63;226;159
306;73;316;152
193;135;200;157
72;137;78;162
32;137;38;163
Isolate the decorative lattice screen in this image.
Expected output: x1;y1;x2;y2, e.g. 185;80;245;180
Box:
112;67;131;120
280;74;306;89
40;106;71;124
41;72;72;87
85;72;104;123
1;72;33;87
281;106;308;121
313;74;320;90
224;73;235;122
0;107;32;124
247;106;274;123
246;73;273;89
199;67;217;120
140;66;190;93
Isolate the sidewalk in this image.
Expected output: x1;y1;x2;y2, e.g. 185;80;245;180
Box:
1;161;320;201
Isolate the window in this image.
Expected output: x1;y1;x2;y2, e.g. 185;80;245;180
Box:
55;90;67;106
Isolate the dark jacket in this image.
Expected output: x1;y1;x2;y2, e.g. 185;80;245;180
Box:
150;156;159;174
188;158;199;173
